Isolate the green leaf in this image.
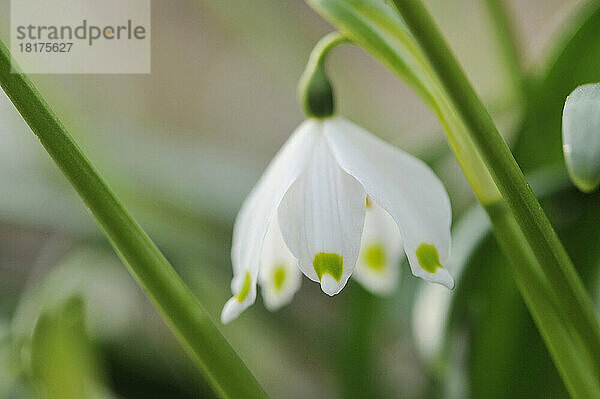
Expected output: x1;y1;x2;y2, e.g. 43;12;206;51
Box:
419;171;600;398
31;296;112;399
0;39;266;399
445;234;568;398
451;185;600;398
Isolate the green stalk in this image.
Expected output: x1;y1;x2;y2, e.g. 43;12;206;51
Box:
391;0;600;370
298;31;348;118
0;40;267;399
486;201;600;397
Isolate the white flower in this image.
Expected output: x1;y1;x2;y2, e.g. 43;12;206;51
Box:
221;117;453;324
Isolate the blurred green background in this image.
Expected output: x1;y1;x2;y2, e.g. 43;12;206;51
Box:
0;0;598;397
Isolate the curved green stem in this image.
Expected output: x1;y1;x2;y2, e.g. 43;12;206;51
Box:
0;40;267;399
298;32;348;118
307;0;500;204
391;0;600;378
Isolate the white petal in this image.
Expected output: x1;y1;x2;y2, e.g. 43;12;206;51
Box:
562;84;600;192
353;198;402;295
221;280;253;324
278;130;366;296
259;217;302;311
221;120;319;323
324;117;454;289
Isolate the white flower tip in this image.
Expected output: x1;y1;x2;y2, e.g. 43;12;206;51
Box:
221;277;256;324
220;297;244;324
413;243;455;290
312;252;346;296
417;268;455;290
320;274;340;296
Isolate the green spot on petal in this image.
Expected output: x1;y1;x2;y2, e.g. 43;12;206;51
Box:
416;243;443;273
236;271;251;302
364;244;386;272
313;252;343;282
273;265;286;292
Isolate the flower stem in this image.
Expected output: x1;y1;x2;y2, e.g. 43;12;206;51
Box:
0;40;267;399
392;0;600;377
298;31;348;118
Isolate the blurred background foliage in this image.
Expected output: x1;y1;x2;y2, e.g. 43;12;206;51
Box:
0;0;598;397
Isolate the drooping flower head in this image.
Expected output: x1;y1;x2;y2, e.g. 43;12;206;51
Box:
221;33;453;324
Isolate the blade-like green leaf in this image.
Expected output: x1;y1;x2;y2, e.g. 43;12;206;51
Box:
31;296;112;399
0;39;266;399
